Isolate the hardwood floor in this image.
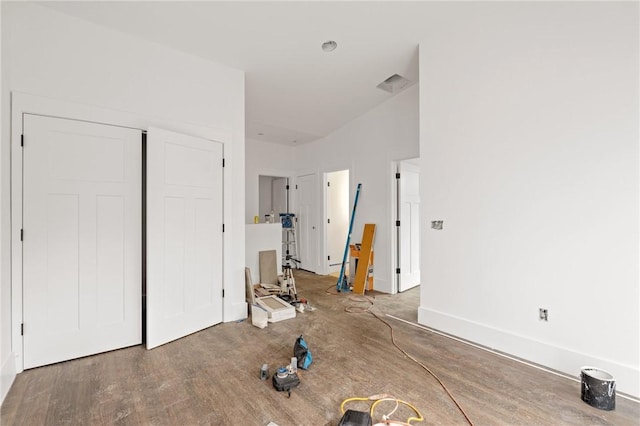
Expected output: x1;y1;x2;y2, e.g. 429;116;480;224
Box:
2;270;639;425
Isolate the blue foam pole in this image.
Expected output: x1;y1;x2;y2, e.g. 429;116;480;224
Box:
336;183;362;292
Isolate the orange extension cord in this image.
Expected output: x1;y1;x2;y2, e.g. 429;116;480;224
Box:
344;294;475;426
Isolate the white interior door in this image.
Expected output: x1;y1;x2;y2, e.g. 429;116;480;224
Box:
326;170;349;268
146;127;223;349
297;173;318;272
23;114;142;369
399;161;421;292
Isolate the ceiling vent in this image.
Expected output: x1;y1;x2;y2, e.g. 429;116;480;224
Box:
377;74;411;94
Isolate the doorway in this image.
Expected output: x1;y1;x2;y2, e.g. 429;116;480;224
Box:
19;114;226;368
259;175;289;221
325;169;350;273
297;173;319;272
11;93;235;373
396;158;421;292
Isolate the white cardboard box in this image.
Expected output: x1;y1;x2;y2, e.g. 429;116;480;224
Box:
256;296;296;322
251;304;269;328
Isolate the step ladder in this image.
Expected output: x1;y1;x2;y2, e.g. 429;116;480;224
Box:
280;213;299;268
281;263;298;301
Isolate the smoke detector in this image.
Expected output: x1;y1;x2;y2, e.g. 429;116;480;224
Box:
377;74;411;94
321;40;338;52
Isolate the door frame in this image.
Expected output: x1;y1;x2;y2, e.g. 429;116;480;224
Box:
396;158;421;292
390;157;421;294
11;92;233;373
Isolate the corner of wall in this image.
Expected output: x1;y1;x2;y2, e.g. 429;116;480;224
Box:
1;352;16;404
0;0;15;408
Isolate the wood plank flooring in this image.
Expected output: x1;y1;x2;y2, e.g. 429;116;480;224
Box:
2;270;639;425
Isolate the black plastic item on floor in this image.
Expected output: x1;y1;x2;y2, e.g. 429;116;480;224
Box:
278;294;294;303
338;409;372;426
272;368;300;397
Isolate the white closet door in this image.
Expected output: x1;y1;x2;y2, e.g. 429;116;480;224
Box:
297;173;318;272
146;127;223;349
398;161;421;292
23;114;142;369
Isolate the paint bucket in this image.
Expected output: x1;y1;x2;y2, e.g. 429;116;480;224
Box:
580;366;615;411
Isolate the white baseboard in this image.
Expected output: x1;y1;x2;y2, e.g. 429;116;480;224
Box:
1;352;16;405
327;264;342;275
418;307;640;398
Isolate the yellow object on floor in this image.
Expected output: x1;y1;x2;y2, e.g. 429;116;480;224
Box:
352;223;375;294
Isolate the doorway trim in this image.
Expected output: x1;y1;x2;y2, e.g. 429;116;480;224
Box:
10;92;234;373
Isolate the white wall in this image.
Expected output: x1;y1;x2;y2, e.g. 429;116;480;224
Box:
0;1;11;404
418;2;639;397
1;2;245;402
294;85;419;291
245;137;296;224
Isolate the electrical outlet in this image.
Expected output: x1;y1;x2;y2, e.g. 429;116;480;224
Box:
539;308;548;321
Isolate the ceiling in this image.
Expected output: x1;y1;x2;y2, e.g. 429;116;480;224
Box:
41;1;430;146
